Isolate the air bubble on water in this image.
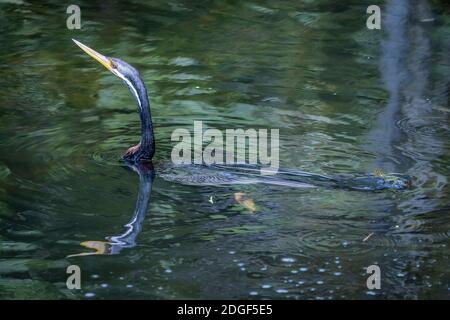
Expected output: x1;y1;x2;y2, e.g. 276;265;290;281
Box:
281;257;296;263
276;288;288;294
334;272;342;276
100;283;108;288
249;291;258;296
317;280;324;285
318;268;326;273
85;292;95;298
126;284;134;288
299;267;308;272
261;284;272;289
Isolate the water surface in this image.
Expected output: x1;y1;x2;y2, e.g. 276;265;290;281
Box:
0;0;449;299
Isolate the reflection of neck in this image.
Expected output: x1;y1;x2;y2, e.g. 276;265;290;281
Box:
109;165;154;249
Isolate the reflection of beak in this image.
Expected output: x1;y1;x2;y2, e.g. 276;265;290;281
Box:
72;39;114;72
66;240;111;258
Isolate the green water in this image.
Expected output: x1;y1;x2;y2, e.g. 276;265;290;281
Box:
0;0;449;299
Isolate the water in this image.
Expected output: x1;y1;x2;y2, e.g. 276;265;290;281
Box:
0;0;449;299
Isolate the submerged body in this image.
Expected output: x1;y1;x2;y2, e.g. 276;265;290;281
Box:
158;163;411;191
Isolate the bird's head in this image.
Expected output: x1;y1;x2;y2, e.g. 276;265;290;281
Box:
72;39;155;163
72;39;146;110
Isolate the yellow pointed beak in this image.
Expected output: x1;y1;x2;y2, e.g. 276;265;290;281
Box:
72;39;113;72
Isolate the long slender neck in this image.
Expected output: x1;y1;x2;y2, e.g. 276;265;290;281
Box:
137;87;155;156
126;75;155;160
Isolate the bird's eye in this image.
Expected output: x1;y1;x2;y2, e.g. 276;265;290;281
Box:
110;59;117;69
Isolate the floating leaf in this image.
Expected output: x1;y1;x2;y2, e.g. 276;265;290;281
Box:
234;192;256;213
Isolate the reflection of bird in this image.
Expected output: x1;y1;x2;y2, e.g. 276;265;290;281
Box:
67;162;154;257
73;39;154;162
72;39;411;191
